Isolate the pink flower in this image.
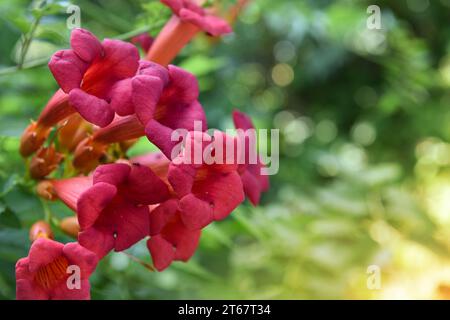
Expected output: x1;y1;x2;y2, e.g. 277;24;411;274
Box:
168;131;245;227
162;0;232;36
76;163;170;258
146;0;232;66
138;131;245;230
147;199;201;271
16;238;98;300
140;132;244;270
233;110;270;205
49;28;141;127
131;151;171;182
131;33;154;52
71;58;208;171
133;62;207;158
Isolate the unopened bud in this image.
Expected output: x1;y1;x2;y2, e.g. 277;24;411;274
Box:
20;122;52;157
73;137;107;173
60;216;80;238
36;180;57;201
30;145;64;179
58;114;91;152
29;220;53;242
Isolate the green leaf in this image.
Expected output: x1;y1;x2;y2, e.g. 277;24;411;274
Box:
0;205;22;229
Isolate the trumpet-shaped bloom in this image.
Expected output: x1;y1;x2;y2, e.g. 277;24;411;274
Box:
16;238;98;300
138;132;244;270
146;1;231;65
76;163;170;258
147;199;201;271
49;28;140;127
138;131;245;230
232;110;270;205
167;131;245;229
162;0;232;36
133;63;207;159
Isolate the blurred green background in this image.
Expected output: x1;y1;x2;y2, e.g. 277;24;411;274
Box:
1;0;450;299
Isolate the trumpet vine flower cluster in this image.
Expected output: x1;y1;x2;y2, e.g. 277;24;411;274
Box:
17;0;265;300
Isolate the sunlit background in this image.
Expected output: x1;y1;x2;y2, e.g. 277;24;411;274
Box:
1;0;450;299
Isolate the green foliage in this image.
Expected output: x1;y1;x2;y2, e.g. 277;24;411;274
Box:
1;0;450;300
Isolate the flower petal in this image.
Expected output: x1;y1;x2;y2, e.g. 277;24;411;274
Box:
179;193;214;229
78;227;115;259
232;109;254;131
16;257;49;300
179;8;232;36
157;100;207;133
16;279;49;300
48;50;88;93
173;229;201;261
28;238;64;273
149;199;179;236
101;39;140;79
122;164;170;205
70;28;103;62
240;169;261;206
93;163;131;186
77;182;117;230
161;0;184;14
69;88;115;127
50;279;91;300
160;65;199;105
132;75;164;125
112;202;150;252
138;61;169;85
145;119;182;160
192;170;245;221
167;162;197;197
162;220;201;261
15;257;32;281
63;242;98;279
147;235;175;271
131;33;154;52
109;79;134;116
52;176;93;211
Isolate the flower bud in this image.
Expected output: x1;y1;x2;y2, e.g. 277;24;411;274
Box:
20;122;52;157
73;137;107;173
29;220;53;242
36;180;57;201
58;114;91;152
29;146;64;180
20;90;74;157
59;216;80;238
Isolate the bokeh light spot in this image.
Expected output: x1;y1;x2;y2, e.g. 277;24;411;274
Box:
272;63;294;87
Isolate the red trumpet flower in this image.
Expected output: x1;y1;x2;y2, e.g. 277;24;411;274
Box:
133;62;207;159
148;199;201;271
16;238;97;300
49;28;141;127
76;163;170;258
146;0;232;66
144;131;245;270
